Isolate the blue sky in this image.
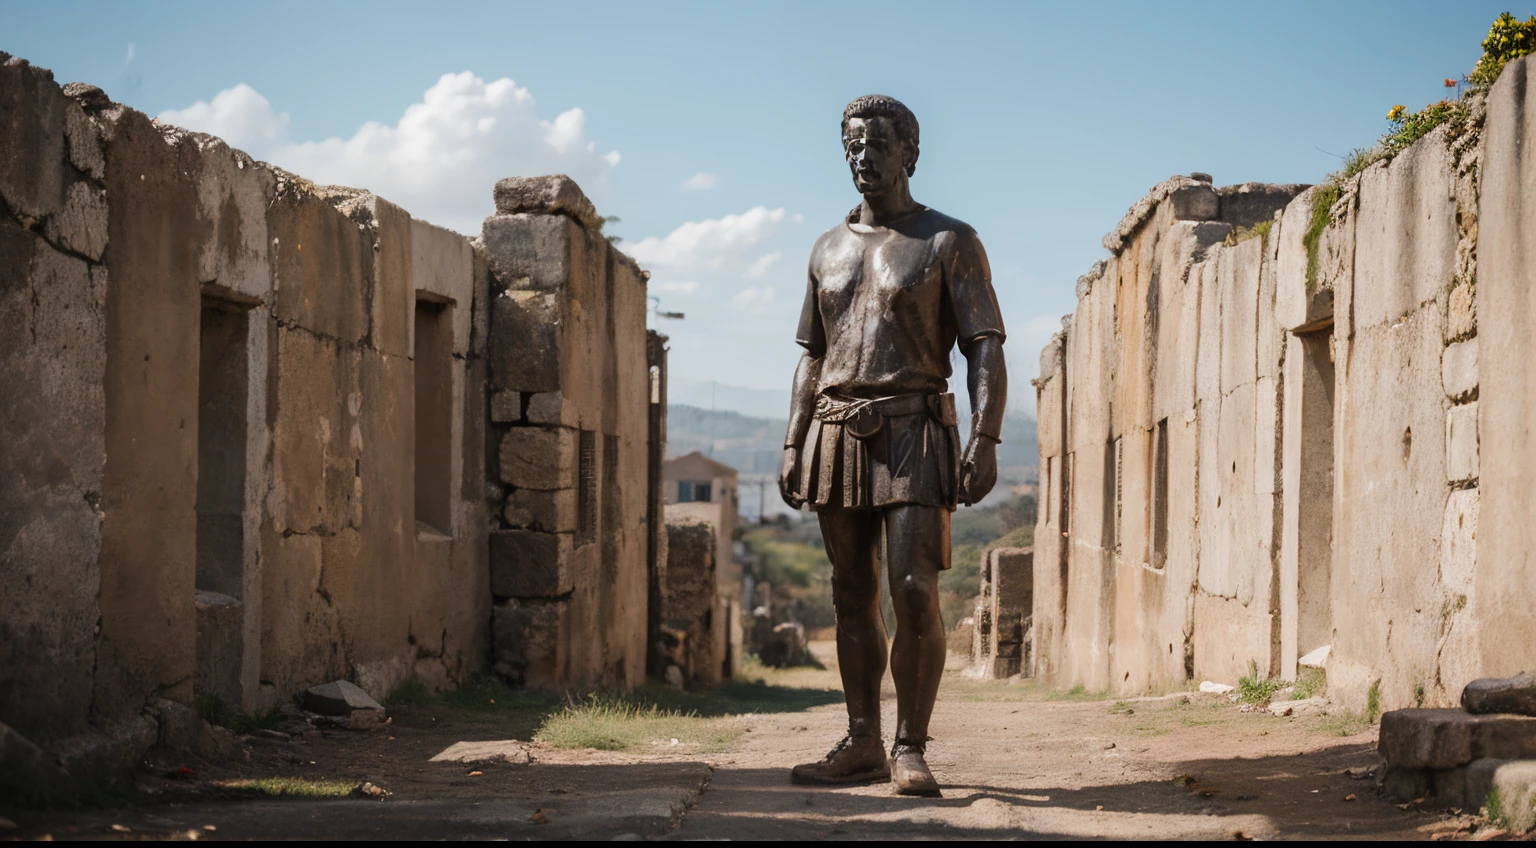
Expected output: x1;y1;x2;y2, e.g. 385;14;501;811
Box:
4;1;1518;414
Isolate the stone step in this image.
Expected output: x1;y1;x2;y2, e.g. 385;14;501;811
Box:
1379;708;1536;770
1384;758;1536;831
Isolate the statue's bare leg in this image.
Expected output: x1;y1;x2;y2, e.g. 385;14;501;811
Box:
821;506;887;736
790;506;890;785
884;503;948;795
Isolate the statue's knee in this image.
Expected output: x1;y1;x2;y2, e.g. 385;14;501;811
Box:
890;574;935;614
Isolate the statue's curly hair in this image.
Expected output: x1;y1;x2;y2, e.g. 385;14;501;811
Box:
842;94;919;177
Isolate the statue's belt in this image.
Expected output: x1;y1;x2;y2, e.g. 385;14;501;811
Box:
812;392;956;439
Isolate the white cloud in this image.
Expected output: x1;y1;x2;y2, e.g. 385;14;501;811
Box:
745;251;782;279
125;43;135;64
158;73;620;235
159;84;292;153
732;286;776;310
627;206;786;273
652;279;699;294
681;172;718;190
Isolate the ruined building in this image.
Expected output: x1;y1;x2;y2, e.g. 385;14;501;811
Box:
970;547;1033;680
0;53;693;786
1032;53;1536;715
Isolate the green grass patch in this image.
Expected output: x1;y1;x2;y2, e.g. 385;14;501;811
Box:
1044;684;1110;702
1386;101;1462;155
1108;700;1135;715
1338;147;1385;182
1316;710;1373;737
533;696;742;753
1224;218;1273;247
1367;680;1382;724
631;678;841;717
1303;183;1342;293
218;777;354;798
1293;666;1326;700
194;692;284;735
1485;786;1510;828
1236;659;1286;706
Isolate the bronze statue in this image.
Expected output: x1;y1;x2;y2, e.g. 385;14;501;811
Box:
780;94;1007;796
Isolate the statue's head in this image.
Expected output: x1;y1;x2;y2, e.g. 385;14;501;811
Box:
841;95;919;196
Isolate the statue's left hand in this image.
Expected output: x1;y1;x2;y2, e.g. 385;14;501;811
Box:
959;435;999;506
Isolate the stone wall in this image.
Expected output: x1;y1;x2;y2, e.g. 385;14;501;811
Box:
0;54;488;774
1031;57;1533;713
484;176;651;692
661;506;722;685
971;547;1033;679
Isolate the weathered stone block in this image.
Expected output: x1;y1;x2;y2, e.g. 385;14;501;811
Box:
1464;672;1536;716
492;598;563;687
1216;182;1308;229
63;99;104;181
145;698;202;752
1169;183;1218;221
991;548;1034;611
1447;281;1475;340
492;175;601;230
1353;128;1456;329
1380;709;1536;769
503;487;578;533
410;218;475;361
269;188;370;343
0;56;67;219
490;529;572;598
1441;487;1479;595
194;590;243;706
526;390;572;426
482;213;581;294
498;426;577;490
1446;402;1480;482
488;289;561;393
302;680;384;716
1442;337;1479;401
489;391;522;423
43;181;106;261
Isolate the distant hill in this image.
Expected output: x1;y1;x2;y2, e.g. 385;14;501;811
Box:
666;405;787;475
665;404;1039;497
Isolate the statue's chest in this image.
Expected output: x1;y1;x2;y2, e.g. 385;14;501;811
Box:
817;231;941;319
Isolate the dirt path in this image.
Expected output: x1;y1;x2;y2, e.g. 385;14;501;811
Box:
678;645;1443;840
2;643;1477;840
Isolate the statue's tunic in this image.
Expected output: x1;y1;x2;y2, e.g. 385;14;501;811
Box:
792;207;1005;516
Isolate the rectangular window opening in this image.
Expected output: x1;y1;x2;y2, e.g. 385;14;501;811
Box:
1152;418;1169;569
414;298;453;535
1112;436;1124;555
578;429;597;545
197;298;251;599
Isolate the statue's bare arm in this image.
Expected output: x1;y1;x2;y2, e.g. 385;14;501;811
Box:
779;352;821;507
960;334;1006;504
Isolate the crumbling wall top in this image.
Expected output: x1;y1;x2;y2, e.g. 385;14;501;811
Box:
1102;174;1210;252
493;174;602;230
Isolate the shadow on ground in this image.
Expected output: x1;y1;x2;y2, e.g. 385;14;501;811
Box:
677;742;1443;840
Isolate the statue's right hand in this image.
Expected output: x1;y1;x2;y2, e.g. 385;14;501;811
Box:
779;446;804;508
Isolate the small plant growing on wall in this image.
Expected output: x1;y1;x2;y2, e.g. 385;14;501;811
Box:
1470;12;1536;88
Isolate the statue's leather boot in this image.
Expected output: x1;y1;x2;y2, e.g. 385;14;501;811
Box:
790;733;890;785
889;742;941;797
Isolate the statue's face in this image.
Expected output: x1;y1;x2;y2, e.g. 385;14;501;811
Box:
843;116;907;195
